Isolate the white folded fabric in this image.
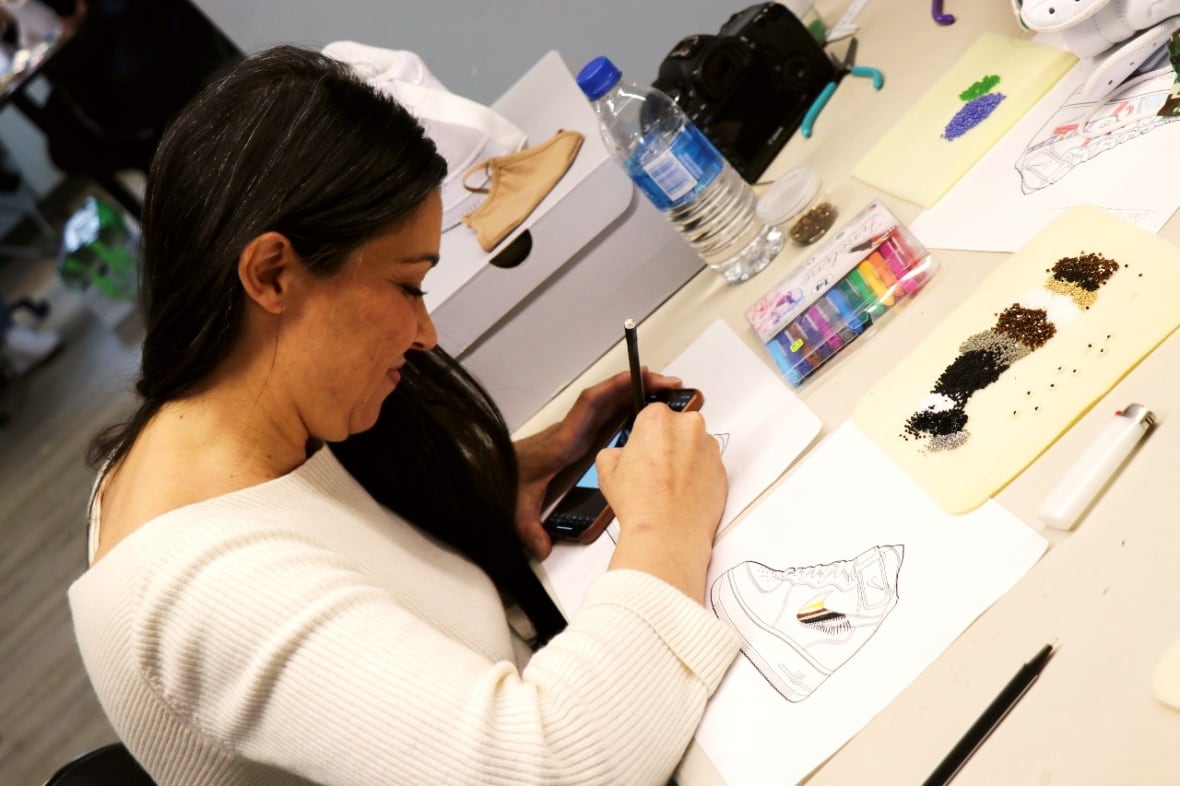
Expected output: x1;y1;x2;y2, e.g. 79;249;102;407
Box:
322;41;528;230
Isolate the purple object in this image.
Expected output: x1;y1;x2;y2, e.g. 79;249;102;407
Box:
943;93;1006;140
932;0;955;25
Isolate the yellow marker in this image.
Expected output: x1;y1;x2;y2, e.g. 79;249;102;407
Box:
867;250;900;292
857;259;894;307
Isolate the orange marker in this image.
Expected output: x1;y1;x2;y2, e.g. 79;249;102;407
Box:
867;250;900;296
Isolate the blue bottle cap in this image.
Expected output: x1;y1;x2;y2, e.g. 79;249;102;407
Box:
576;56;621;100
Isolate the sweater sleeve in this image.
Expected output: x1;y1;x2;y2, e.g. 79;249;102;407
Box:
129;521;740;786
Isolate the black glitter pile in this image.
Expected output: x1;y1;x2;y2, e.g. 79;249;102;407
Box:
904;309;1051;443
931;349;1008;404
903;348;1009;440
904;407;968;438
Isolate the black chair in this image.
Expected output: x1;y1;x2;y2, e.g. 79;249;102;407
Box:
43;742;157;786
14;0;243;219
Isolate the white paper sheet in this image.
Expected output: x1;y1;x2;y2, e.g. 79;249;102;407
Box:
695;421;1047;785
911;60;1180;252
540;319;823;616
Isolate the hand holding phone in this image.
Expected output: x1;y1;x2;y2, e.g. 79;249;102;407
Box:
542;388;705;544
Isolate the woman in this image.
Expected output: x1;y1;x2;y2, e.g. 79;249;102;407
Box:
69;45;739;785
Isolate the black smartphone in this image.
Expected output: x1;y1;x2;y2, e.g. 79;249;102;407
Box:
542;388;704;545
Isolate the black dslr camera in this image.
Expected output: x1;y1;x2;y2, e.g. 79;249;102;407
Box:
652;3;834;183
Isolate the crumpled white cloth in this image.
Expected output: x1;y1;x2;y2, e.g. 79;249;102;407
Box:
1014;0;1180;56
322;41;528;231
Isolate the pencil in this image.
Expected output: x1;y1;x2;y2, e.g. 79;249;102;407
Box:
922;644;1055;785
623;319;644;415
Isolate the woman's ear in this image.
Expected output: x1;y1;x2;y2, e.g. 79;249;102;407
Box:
238;231;299;315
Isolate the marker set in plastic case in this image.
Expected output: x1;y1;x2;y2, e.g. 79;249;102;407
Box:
746;200;937;386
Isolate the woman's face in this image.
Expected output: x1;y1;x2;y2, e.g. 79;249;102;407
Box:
282;191;441;442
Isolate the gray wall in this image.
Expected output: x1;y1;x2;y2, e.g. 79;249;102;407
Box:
5;1;739;200
193;0;729;104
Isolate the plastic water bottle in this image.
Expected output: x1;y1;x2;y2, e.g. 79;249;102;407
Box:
576;56;783;284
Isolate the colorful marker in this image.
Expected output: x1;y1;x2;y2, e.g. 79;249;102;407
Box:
857;257;895;307
838;273;876;326
776;322;815;379
814;295;858;344
868;249;901;292
879;238;919;295
888;234;931;287
796;311;836;361
824;285;865;335
803;302;844;351
766;337;805;386
846;267;888;319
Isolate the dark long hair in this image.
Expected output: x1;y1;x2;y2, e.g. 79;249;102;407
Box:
90;45;565;645
331;351;567;645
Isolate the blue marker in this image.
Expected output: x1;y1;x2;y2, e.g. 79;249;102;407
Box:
824;285;865;335
766;338;805;386
776;324;814;380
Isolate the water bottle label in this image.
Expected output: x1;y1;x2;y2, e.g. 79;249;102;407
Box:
628;123;723;210
644;149;698;203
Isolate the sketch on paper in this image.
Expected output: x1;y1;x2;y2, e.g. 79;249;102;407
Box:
710;544;904;702
902;252;1121;451
1015;68;1180;193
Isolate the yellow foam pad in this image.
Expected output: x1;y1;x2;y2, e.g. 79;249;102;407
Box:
852;34;1075;208
854;207;1180;513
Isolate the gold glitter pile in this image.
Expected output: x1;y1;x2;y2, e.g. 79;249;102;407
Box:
789;202;838;245
1045;252;1120;308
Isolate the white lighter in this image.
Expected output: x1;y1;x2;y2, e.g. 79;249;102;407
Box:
1037;403;1155;531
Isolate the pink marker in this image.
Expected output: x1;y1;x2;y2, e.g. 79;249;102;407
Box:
879;238;919;295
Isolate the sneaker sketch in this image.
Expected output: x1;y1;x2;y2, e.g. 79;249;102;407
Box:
710;545;904;702
1015;69;1180;193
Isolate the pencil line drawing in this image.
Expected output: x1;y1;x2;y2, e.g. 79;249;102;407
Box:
902;251;1121;451
1015;68;1180;193
710;544;904;702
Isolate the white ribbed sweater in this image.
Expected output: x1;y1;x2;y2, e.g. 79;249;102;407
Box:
68;447;739;786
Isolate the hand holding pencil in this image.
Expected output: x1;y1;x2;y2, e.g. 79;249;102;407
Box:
600;318;728;603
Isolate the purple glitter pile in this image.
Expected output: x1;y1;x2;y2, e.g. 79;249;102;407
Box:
943;93;1006;141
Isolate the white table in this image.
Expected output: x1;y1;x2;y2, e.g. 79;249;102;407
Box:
517;2;1180;783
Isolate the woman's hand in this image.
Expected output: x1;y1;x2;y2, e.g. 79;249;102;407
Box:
513;369;683;559
597;403;728;603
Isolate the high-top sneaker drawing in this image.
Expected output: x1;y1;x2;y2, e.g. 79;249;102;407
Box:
710;545;904;701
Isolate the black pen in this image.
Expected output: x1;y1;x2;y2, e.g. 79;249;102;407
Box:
623;318;644;415
922;644;1055;786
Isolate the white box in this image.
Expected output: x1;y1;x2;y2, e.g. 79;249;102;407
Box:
425;51;704;431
